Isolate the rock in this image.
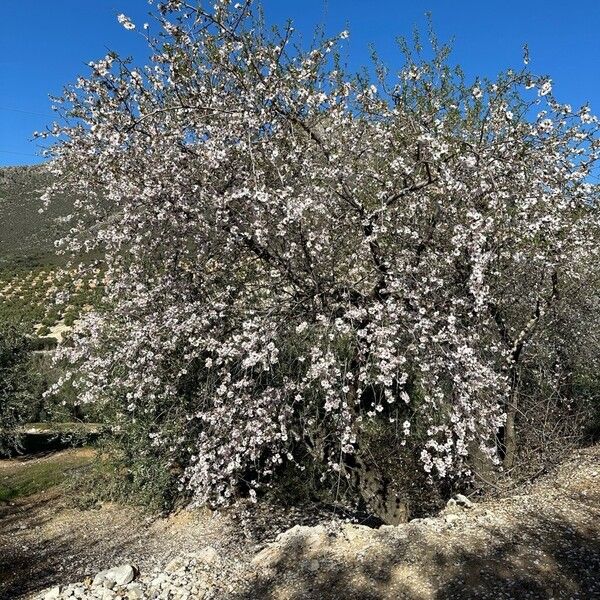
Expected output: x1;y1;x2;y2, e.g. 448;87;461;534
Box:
307;559;320;572
151;573;169;587
252;545;280;569
125;583;144;599
165;556;189;573
444;514;460;525
93;564;136;588
196;546;220;565
455;494;474;509
43;586;61;600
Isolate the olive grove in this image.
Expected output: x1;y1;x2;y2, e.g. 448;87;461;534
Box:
40;0;600;512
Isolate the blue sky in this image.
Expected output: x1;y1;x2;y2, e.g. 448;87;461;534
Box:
1;0;599;166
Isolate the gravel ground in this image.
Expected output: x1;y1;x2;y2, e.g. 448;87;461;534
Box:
0;450;332;600
1;445;599;600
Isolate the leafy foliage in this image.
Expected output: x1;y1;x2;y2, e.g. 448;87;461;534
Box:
0;325;34;454
43;0;600;511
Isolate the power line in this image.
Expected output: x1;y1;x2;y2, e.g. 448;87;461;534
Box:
0;149;40;157
0;106;54;118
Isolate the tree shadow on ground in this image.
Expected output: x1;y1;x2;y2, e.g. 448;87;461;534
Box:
2;453;599;600
0;491;146;599
435;512;600;600
0;535;76;600
233;501;600;600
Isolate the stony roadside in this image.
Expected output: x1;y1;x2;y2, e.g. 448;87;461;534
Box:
3;445;599;600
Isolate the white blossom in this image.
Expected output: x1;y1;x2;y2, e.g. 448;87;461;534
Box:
43;0;600;504
539;79;552;96
117;13;135;30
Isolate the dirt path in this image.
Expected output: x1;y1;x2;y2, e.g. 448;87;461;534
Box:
0;468;244;599
1;446;599;599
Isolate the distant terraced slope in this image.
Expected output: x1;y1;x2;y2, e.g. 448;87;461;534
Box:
0;165;104;335
0;265;103;335
0;165;74;267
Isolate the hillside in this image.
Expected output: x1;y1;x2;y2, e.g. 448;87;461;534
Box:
0;165;103;335
0;165;73;268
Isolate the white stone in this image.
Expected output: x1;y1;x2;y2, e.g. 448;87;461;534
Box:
165;557;189;573
307;559;320;572
125;583;144;599
196;546;220;565
93;564;136;588
455;494;474;508
43;586;61;600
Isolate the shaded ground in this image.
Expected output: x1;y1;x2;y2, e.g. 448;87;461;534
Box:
240;446;600;599
0;449;326;600
1;446;599;600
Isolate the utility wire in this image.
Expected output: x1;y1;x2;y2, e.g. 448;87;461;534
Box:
0;106;54;118
0;149;40;157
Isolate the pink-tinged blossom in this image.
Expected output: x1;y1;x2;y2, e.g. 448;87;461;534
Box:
42;0;600;506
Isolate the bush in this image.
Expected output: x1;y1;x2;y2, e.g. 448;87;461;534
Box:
0;321;96;449
63;311;77;327
36;326;51;337
29;335;58;351
0;325;33;454
67;421;189;513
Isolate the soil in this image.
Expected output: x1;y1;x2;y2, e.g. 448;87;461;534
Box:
0;449;329;599
1;445;599;600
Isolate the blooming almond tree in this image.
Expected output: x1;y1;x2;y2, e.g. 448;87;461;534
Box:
41;0;600;508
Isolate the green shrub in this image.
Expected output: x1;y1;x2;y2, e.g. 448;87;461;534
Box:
29;336;58;351
63;312;77;326
67;421;188;513
0;325;33;454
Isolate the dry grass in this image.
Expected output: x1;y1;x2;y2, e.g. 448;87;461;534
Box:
0;447;95;502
